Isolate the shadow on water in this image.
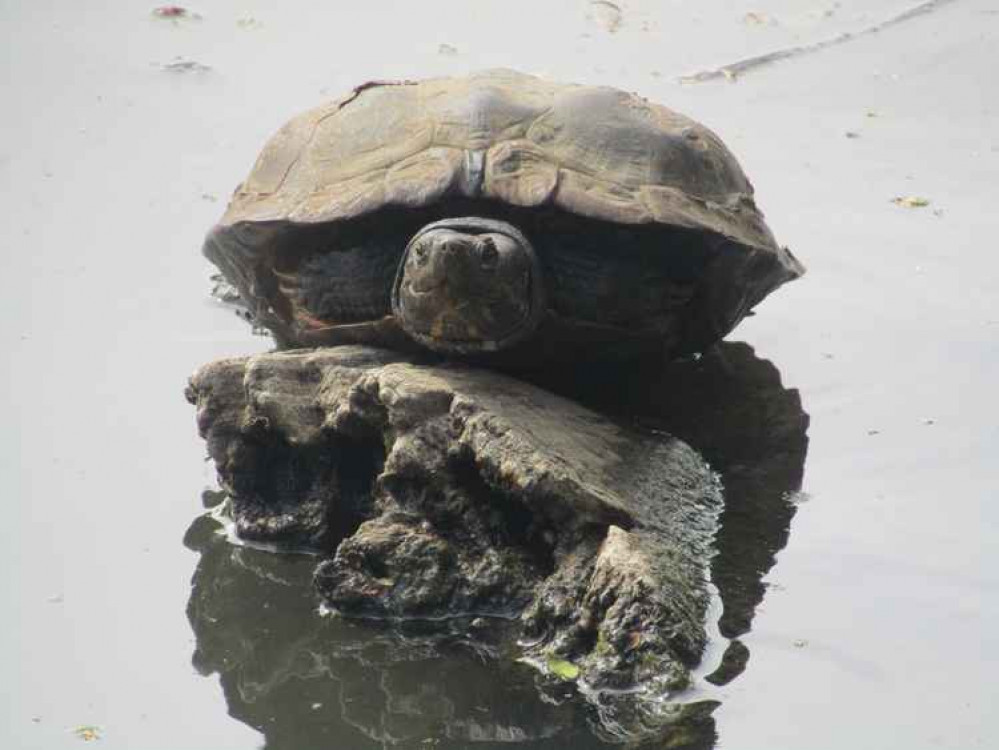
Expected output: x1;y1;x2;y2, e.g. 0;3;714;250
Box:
183;341;808;749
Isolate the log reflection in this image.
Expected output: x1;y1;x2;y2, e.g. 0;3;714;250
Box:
185;341;808;748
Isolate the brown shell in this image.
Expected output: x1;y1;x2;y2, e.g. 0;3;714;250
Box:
220;70;788;251
205;70;803;355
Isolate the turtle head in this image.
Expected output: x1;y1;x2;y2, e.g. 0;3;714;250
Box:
391;218;545;355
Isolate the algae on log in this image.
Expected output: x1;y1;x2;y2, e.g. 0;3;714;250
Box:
186;345;721;696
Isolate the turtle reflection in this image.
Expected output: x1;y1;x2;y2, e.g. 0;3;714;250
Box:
526;341;810;686
185;342;807;748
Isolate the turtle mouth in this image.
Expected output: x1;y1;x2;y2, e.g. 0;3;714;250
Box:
391;218;545;354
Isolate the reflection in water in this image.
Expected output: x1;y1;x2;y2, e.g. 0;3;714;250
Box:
185;342;807;748
185;516;663;749
573;342;809;676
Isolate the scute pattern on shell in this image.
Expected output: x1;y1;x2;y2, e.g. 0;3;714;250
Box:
220;69;782;255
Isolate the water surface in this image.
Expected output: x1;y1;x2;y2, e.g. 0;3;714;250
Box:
2;1;995;748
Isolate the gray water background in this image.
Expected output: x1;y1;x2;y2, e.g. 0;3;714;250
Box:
2;1;996;747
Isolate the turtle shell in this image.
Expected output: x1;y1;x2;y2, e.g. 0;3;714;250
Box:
205;69;803;358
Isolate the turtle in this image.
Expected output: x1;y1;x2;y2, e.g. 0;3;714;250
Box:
203;69;803;363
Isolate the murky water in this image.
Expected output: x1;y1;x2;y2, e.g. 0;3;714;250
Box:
3;1;995;748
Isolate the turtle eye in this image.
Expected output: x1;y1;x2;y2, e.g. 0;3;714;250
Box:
479;237;498;269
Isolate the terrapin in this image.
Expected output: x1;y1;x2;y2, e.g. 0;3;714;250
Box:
204;69;803;362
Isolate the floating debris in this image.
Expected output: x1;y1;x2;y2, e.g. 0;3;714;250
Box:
588;1;623;33
867;429;880;436
891;196;931;208
72;725;101;742
793;639;809;648
742;11;774;26
162;58;212;74
845;131;860;139
200;192;217;202
153;6;186;18
236;17;262;29
679;0;957;83
866;110;879;118
437;43;458;56
546;656;580;680
922;418;936;425
681;66;739;84
152;6;200;21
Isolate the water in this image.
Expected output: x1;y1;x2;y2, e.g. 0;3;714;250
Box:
3;1;995;748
